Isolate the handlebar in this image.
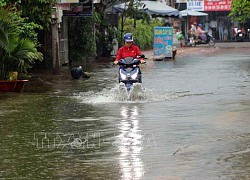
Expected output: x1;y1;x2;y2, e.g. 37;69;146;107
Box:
113;60;146;67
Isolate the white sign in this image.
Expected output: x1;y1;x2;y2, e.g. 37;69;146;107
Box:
58;0;79;3
187;0;204;11
176;0;187;3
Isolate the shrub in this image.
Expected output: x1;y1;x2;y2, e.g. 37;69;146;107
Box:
118;18;164;50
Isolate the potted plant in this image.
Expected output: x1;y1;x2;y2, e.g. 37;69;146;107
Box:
0;24;43;92
0;5;44;92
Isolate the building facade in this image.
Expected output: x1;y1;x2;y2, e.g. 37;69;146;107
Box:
175;0;248;41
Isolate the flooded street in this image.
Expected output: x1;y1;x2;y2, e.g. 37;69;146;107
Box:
1;46;250;179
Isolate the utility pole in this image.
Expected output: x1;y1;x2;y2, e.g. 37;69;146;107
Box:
51;10;60;75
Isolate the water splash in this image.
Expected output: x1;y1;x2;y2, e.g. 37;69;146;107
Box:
73;83;179;104
116;83;146;101
72;83;211;104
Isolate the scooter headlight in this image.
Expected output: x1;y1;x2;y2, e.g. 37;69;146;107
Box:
120;70;127;80
131;73;138;80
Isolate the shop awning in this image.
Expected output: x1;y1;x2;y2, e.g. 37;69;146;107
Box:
179;9;208;17
113;1;179;17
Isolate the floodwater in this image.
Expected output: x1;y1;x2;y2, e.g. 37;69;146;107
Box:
1;48;250;179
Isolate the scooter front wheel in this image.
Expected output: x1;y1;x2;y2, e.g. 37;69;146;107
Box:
125;83;132;92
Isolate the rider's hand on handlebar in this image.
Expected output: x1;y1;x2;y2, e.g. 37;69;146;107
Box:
140;59;146;64
113;61;119;65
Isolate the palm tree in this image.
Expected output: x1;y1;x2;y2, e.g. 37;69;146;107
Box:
0;24;43;79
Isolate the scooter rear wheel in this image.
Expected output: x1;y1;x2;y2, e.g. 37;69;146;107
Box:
208;38;215;46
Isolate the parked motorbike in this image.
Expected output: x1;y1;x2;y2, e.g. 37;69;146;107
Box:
188;32;215;47
116;55;145;92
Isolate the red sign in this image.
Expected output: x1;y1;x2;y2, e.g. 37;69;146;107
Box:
204;0;232;11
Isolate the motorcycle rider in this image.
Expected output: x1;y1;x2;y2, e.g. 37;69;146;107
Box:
114;33;145;65
189;23;197;44
196;23;207;42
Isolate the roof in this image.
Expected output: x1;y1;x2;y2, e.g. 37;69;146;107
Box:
179;9;208;17
113;1;179;17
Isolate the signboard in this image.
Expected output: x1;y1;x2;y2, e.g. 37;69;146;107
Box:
153;27;173;58
204;0;232;11
187;0;204;11
58;3;71;10
62;0;93;16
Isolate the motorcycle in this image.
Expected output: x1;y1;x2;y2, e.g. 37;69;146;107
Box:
188;32;215;46
116;55;145;92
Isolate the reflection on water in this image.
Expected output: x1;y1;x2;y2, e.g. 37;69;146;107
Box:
117;105;144;180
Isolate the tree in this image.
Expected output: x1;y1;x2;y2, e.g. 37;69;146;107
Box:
1;0;56;65
20;0;57;28
94;0;150;56
68;16;97;64
94;0;120;57
119;18;164;50
0;0;53;44
0;4;43;79
114;0;152;46
18;0;58;67
229;0;250;24
0;20;43;79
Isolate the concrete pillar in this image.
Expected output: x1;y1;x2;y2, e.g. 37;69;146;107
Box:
51;11;60;75
60;16;69;65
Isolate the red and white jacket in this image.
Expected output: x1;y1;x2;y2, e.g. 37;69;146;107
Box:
115;44;142;62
